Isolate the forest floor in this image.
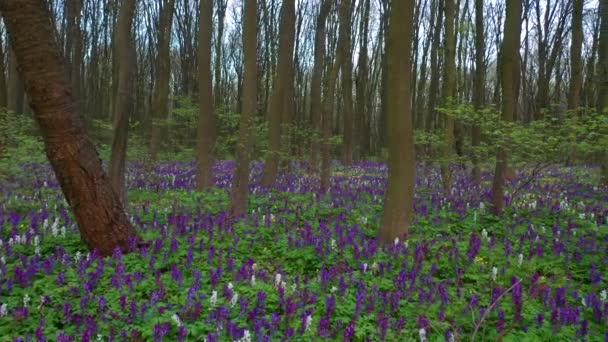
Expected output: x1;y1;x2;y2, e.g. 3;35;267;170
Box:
0;161;607;341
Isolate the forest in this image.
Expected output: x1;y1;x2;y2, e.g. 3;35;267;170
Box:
0;0;607;340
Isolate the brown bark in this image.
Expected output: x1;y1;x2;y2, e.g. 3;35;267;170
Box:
440;0;457;188
568;0;583;110
379;0;416;243
599;0;608;185
472;0;485;184
355;0;371;160
262;0;295;187
231;0;257;216
109;0;136;204
0;0;139;256
196;0;215;190
340;0;354;166
309;0;332;172
491;0;521;215
149;0;175;162
214;0;228;111
7;48;24;114
426;0;443;131
0;29;7;108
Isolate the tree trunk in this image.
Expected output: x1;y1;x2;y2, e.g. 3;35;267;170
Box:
196;0;215;190
472;0;485;184
261;0;295;187
0;0;139;256
440;0;457;188
426;0;443;132
568;0;583;110
598;0;608;185
379;0;416;243
231;0;257;216
355;0;371;161
7;48;24;114
214;0;227;112
149;0;175;162
490;0;521;215
0;29;7;108
340;0;354;166
309;0;331;172
109;0;136;205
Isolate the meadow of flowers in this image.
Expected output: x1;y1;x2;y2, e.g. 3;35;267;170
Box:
0;161;606;341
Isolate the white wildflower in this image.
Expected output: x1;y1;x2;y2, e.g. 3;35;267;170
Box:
330;239;337;250
305;315;313;332
0;304;7;316
372;262;379;273
479;202;485;211
250;275;256;286
418;328;427;342
1;257;5;265
403;240;409;248
600;289;607;301
210;291;217;308
172;313;183;327
330;286;337;293
35;246;41;256
394;237;399;246
241;330;252;342
228;282;234;290
97;334;103;341
252;263;257;271
481;229;488;241
582;297;587;307
491;267;498;281
362;263;368;273
291;283;297;293
274;274;282;288
33;236;39;247
23;294;30;308
230;292;239;308
74;251;82;263
61;226;67;237
15;235;21;245
517;254;523;267
8;238;13;246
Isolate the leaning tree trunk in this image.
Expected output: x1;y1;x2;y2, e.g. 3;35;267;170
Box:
231;0;257;216
379;0;416;243
0;0;139;256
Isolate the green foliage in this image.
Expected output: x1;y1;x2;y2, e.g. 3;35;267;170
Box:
0;110;46;179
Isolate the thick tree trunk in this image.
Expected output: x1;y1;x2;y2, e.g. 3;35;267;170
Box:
309;0;331;172
109;0;136;204
472;0;485;184
231;0;257;216
379;0;416;243
7;48;24;114
0;0;139;256
491;0;521;215
262;0;295;187
196;0;216;190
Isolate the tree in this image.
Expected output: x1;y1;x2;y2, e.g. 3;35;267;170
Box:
568;0;583;110
109;0;137;204
309;0;332;171
440;0;456;188
598;0;608;184
0;0;139;256
231;0;257;216
355;0;371;160
262;0;296;187
379;0;416;243
196;0;215;190
340;0;354;166
148;0;176;162
472;0;485;184
490;0;522;215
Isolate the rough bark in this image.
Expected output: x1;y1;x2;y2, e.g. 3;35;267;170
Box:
568;0;583;110
231;0;257;216
262;0;296;187
214;0;228;111
196;0;215;190
109;0;136;204
491;0;521;215
0;29;7;108
598;0;608;185
355;0;371;161
379;0;416;243
7;48;24;114
0;0;139;256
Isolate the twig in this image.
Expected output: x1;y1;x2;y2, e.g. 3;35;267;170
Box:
471;279;522;342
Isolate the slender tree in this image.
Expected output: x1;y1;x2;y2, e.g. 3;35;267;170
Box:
109;0;137;204
196;0;215;190
341;0;354;166
568;0;583;110
231;0;257;216
598;0;608;184
379;0;416;243
440;0;457;188
309;0;332;172
0;0;139;256
472;0;485;183
490;0;522;215
262;0;296;187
